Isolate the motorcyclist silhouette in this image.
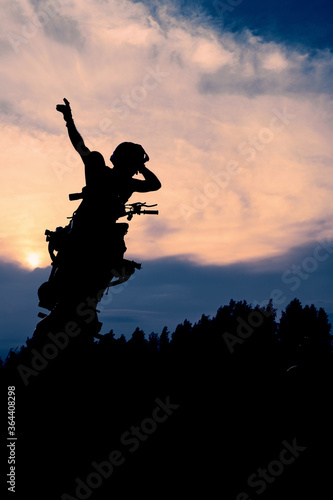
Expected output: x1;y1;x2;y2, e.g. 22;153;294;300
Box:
37;98;161;330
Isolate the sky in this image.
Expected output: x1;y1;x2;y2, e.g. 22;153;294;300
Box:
0;0;333;359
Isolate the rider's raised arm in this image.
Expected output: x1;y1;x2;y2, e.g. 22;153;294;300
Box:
56;98;90;159
131;164;161;193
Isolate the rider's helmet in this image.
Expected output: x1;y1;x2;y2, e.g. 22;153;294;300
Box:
110;142;149;172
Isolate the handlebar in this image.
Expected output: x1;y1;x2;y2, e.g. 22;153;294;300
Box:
125;202;158;220
141;209;159;215
69;192;83;201
68;192;158;220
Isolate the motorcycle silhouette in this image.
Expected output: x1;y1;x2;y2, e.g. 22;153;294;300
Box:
35;196;158;340
34;99;161;341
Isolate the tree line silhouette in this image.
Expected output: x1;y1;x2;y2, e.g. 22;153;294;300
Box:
1;297;333;499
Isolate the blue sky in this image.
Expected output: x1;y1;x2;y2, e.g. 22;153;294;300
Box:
1;238;333;360
210;0;332;50
1;0;332;360
135;0;333;50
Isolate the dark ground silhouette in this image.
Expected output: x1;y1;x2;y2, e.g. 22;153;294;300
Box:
1;297;333;499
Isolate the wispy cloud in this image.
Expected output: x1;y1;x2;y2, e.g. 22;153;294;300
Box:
0;0;332;269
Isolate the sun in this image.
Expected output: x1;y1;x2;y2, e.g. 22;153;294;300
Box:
27;252;41;269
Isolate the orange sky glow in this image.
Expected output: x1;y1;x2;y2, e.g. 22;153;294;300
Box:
1;0;333;271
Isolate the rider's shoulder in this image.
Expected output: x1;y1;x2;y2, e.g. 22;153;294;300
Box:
84;150;106;167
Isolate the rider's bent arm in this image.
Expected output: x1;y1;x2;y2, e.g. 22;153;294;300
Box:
132;165;161;192
66;115;91;158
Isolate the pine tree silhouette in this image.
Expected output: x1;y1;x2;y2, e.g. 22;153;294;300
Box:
1;298;333;500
